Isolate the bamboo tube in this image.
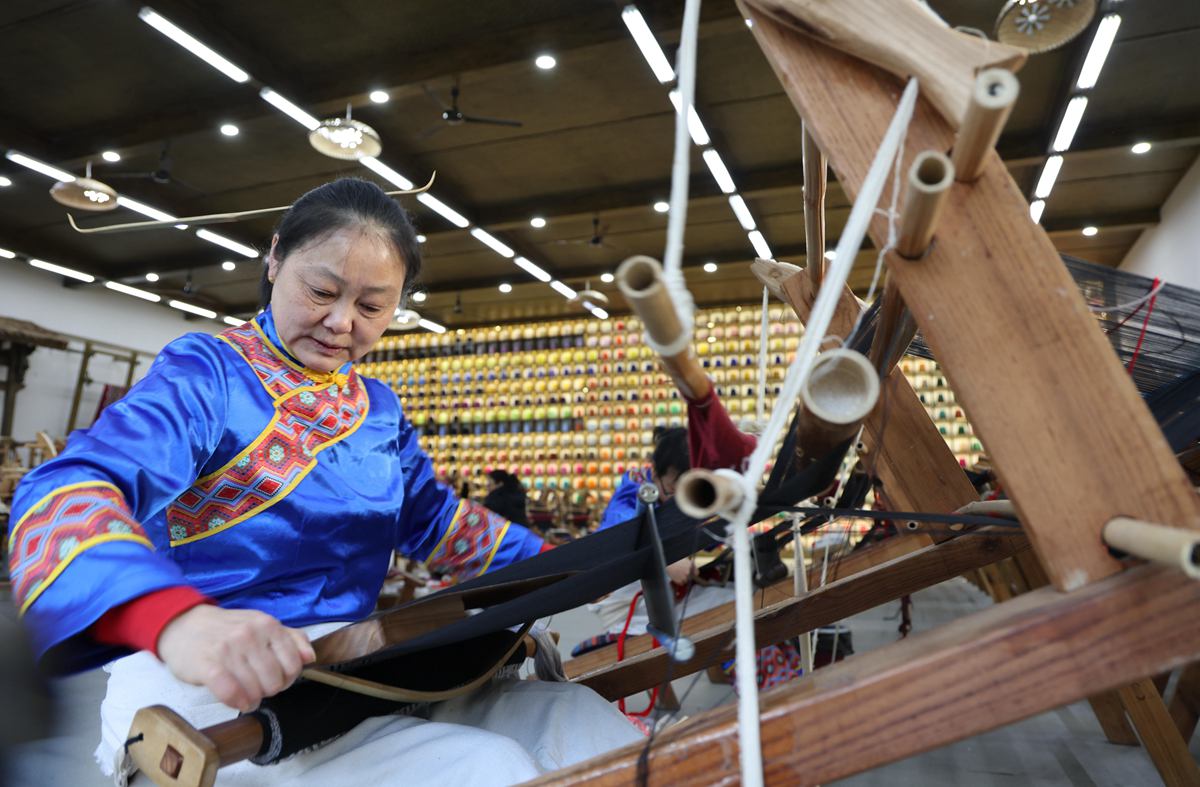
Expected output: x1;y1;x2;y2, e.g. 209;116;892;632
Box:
802;124;827;289
1103;517;1200;580
958;499;1018;519
615;255;711;400
676;467;745;520
795;349;880;468
952;68;1020;183
896;151;955;259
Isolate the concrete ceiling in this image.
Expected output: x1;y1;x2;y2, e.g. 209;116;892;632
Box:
0;0;1196;329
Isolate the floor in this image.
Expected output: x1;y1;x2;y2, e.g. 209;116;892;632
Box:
3;577;1195;786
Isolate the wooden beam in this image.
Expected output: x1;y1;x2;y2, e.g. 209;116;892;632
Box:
1116;679;1200;786
744;6;1200;590
532;564;1200;786
1168;663;1200;743
573;531;1029;701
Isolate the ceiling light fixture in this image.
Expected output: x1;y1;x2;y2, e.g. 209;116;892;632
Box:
117;195;178;224
411;291;428;303
994;0;1097;54
1034;155;1064;199
470;228;515;258
824;250;836;261
137;7;250;83
728;195;756;231
359;156;413;190
416;234;427;244
168;299;217;319
259;88;320;130
668;90;711;146
145;272;160;282
1052;96;1088;152
50;162;119;212
220;123;239;137
1029;199;1046;224
29;258;94;283
702;150;737;194
1081;225;1098;237
621;5;675;83
310;104;383;160
1131;141;1152;155
221;260;236;271
368;90;389;104
514;256;552;283
223;316;246;327
499;282;513;293
535;54;557;70
418;317;447;334
589;306;609;320
530;217;547;229
1077;14;1122;90
747;230;772;260
101;151;121;163
653;200;669;213
0;176;10;187
105;281;161;302
6;151;75;182
196;229;257;258
0;247;16;258
417;193;470;228
703;261;718;273
600;272;614;284
550;280;577;299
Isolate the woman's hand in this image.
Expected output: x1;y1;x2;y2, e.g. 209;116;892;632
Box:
156;605;316;712
666;557;696;586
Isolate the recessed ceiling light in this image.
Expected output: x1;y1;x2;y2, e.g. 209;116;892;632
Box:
535;54;557;70
1131;141;1151;155
1081;225;1098;237
221;260;236;271
823;250;836;261
416;234;427;243
0;176;11;187
745;18;754;27
145;272;159;282
412;291;427;303
499;282;513;293
369;90;389;104
220;123;239;137
703;261;718;273
530;216;547;229
101;150;121;163
600;272;614;284
653;201;669;213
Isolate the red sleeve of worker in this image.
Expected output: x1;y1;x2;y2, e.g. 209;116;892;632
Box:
686;386;757;470
92;585;213;657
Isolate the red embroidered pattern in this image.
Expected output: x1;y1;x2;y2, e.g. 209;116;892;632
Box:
426;500;511;581
164;323;368;544
9;483;150;613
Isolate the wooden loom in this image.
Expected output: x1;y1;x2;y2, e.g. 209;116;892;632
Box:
534;2;1200;784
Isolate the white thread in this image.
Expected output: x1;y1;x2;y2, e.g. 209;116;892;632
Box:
1088;279;1165;313
756;286;769;426
642;330;695;359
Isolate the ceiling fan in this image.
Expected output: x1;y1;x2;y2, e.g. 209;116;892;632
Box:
420;78;522;137
553;216;625;252
105;140;202;193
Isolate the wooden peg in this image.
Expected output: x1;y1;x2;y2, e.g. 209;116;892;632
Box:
897;151;955;259
1103;517;1200;579
952;68;1020;183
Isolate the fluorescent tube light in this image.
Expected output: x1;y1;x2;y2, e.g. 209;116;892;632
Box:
117;195;178;223
197;229;257;258
514;256;552;283
1029;199;1045;223
30;258;94;282
747;230;772;259
259;88;320;131
469;228;515;258
1077;15;1121;90
418;318;447;334
416;193;470;228
223;316;246;327
1052;96;1088;152
728;195;756;231
702;149;737;194
550;280;577;299
105;281;161;302
138;8;250;83
0;247;15;259
5;151;75;182
169;300;217;319
589;306;610;320
359;156;414;190
1034;155;1063;199
668;90;710;146
621;6;675;83
1130;141;1151;155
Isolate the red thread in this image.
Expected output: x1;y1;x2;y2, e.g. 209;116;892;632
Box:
616;590;660;717
1126;277;1161;375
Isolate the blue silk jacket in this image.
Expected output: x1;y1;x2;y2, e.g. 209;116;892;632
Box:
7;309;543;672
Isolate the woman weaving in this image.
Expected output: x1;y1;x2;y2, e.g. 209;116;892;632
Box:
7;178;642;783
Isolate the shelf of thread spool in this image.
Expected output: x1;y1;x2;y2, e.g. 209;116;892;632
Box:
897;358;985;469
357;305;801;509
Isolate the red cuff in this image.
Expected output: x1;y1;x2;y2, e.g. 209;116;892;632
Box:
686;387;757;471
92;586;213;657
538;541;555;553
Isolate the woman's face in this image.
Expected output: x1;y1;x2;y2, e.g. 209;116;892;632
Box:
267;226;405;373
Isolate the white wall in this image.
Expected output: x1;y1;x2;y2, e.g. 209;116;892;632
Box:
1120;154;1200;289
1;262;222;441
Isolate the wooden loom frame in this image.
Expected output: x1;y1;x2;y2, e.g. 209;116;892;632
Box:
535;5;1200;785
